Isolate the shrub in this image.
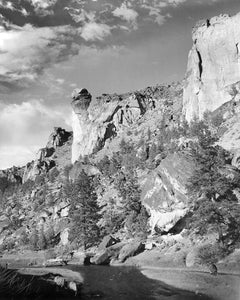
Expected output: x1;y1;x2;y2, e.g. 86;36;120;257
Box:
211;113;224;127
197;244;225;265
48;167;60;182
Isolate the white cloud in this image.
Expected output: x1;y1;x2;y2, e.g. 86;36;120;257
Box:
0;24;79;92
80;22;111;41
66;7;95;24
27;0;57;14
113;3;138;29
0;145;39;169
30;0;57;9
0;100;71;169
0;1;29;16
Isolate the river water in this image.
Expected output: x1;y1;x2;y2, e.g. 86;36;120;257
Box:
2;265;212;300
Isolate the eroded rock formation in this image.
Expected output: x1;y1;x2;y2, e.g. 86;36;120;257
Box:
70;87;151;163
23;127;72;183
71;85;182;163
183;13;240;121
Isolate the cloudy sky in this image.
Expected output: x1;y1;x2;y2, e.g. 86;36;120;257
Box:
0;0;240;169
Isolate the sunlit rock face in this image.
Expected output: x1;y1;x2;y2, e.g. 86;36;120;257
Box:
141;153;195;233
183;13;240;122
71;88;96;163
70;87;158;163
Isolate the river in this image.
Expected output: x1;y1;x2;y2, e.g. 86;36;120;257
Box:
2;265;212;300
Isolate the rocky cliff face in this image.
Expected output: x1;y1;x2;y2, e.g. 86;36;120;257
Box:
0;128;74;249
23;127;72;183
183;13;240;122
70;87;154;163
71;84;182;163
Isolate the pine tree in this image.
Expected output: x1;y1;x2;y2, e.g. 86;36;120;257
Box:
38;225;47;250
187;122;240;246
45;225;56;247
29;227;38;250
69;171;100;249
115;169;149;237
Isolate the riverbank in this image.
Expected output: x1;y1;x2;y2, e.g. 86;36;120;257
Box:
124;249;240;300
141;267;240;300
1;248;240;300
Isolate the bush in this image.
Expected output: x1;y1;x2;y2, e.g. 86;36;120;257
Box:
211;113;224;127
21;180;35;193
197;244;225;265
48;167;60;182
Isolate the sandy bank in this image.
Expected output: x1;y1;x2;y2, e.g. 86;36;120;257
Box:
141;266;240;300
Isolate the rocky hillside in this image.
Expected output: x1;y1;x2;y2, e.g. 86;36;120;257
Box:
0;12;240;263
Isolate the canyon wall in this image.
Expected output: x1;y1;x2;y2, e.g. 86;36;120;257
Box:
183;13;240;122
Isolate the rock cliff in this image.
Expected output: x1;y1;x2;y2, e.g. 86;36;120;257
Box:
183;13;240;121
71;84;182;163
23;127;72;183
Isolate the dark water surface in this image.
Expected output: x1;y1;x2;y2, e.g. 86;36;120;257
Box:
3;265;212;300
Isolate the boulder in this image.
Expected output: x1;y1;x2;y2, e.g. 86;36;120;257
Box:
91;241;126;265
90;250;112;265
118;241;145;263
97;235;120;252
141;152;195;233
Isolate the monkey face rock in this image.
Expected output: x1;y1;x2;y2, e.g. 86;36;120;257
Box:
70;87;161;164
71;88;93;163
183;13;240;122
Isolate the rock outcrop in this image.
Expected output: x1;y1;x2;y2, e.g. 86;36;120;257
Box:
183;13;240;122
71;85;182;163
118;241;145;263
0;166;23;192
71;88;149;163
141;152;195;233
23;127;72;183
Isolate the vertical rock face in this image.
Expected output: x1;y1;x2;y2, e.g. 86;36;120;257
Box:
71;88;95;163
183;13;240;122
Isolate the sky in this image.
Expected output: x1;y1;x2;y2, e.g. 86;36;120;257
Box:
0;0;240;169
